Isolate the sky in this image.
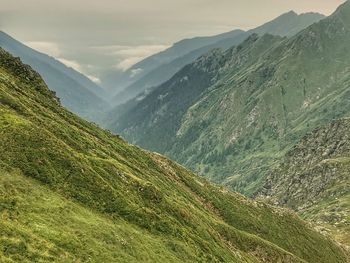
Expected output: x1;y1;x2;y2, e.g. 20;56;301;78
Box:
0;0;346;83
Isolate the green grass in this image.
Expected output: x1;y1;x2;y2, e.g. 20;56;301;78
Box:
0;170;196;263
0;48;348;262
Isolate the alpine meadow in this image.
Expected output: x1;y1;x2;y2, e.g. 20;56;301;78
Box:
1;1;350;262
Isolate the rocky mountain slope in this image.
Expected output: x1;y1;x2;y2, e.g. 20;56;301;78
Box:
107;1;350;196
259;118;350;247
110;11;324;105
0;48;347;262
0;31;109;122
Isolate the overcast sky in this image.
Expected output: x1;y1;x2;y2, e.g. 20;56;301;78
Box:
0;0;345;83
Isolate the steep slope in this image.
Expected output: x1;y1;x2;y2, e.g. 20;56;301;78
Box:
100;29;245;93
0;49;347;262
110;11;324;105
106;34;284;149
252;11;325;36
259;119;350;247
0;31;109;122
108;1;350;196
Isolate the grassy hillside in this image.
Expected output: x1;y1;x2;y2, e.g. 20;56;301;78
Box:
0;49;347;262
108;1;350;197
259;119;350;247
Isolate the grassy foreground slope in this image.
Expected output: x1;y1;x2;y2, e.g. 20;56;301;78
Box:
0;49;347;262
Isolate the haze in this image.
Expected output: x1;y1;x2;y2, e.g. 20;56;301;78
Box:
0;0;345;84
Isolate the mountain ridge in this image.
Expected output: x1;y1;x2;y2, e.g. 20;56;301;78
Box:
0;47;347;262
0;31;109;122
107;1;350;198
108;11;325;105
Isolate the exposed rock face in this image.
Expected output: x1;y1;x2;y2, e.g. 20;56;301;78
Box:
259;119;350;246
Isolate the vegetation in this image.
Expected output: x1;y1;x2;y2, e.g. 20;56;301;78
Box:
0;48;347;262
107;1;350;198
259;119;350;247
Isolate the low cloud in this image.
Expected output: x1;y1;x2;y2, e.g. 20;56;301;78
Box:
130;68;143;78
25;41;61;57
115;57;144;71
57;57;82;71
25;41;101;84
86;75;101;84
9;0;342;88
58;58;101;83
58;58;102;83
24;40;168;77
109;44;169;71
111;45;169;57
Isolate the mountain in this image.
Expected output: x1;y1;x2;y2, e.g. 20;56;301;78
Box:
0;31;109;122
110;11;325;105
106;1;350;197
100;29;245;93
105;34;282;143
0;48;347;262
259;118;350;247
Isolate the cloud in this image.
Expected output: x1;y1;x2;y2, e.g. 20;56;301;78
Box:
115;57;144;71
112;45;169;57
130;68;143;78
22;41;101;84
7;0;343;88
107;45;169;71
24;41;61;57
86;75;101;84
57;58;101;83
57;57;82;71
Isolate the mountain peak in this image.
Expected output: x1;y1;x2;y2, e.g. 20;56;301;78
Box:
249;10;325;37
326;0;350;29
333;0;350;15
285;10;298;16
282;10;325;19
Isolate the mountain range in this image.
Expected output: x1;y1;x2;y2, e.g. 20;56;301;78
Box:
1;47;347;262
106;1;350;200
100;29;244;93
0;31;109;122
1;2;350;261
109;11;325;105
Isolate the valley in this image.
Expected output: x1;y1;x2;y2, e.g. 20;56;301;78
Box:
1;1;350;262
